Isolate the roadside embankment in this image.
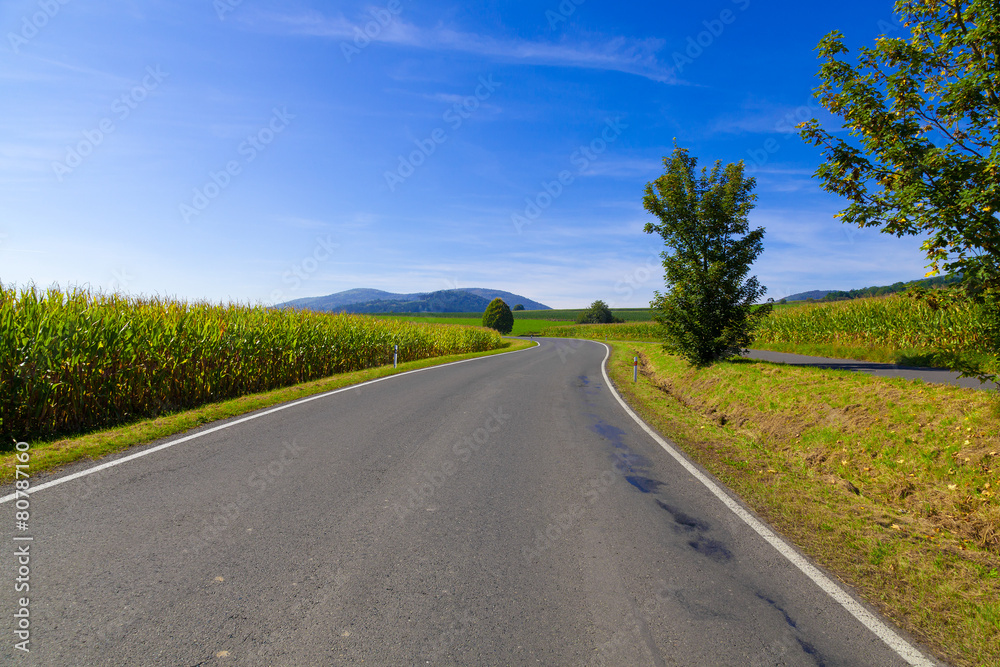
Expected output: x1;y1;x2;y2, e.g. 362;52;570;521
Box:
607;340;999;667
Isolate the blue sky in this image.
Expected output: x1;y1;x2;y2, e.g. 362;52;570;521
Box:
1;0;928;308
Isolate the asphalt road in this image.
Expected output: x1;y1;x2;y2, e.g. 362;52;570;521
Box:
1;339;941;666
746;349;997;391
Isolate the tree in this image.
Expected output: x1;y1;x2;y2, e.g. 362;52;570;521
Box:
482;298;514;334
576;300;622;324
643;145;771;366
799;0;999;296
800;0;1000;384
512;304;525;311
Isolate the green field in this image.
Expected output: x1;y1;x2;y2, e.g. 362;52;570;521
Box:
512;307;655;322
377;308;656;322
378;314;570;336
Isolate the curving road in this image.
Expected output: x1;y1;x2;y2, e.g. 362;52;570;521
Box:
1;339;941;665
746;349;997;391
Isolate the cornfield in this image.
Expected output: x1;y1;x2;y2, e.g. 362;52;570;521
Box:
541;294;994;352
752;294;991;350
0;285;503;447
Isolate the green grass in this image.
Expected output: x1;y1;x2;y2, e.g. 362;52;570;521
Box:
0;339;535;484
607;340;1000;667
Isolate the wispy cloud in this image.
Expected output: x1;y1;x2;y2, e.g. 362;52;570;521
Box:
257;11;675;83
710;98;826;136
579;157;662;178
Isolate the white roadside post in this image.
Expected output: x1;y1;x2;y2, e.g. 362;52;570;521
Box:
394;344;398;369
633;356;638;382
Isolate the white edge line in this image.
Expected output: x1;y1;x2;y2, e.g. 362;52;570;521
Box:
0;341;539;505
596;341;937;667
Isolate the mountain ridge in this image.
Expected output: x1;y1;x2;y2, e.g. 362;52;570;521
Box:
783;274;960;302
277;287;550;313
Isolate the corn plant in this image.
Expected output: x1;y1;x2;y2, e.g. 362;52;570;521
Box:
752;294;989;350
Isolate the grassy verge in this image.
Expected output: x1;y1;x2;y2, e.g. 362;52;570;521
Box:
606;340;999;667
0;339;534;484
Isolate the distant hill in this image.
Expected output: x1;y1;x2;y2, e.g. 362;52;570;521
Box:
277;287;550;313
340;290;491;314
279;289;420;311
458;288;549;311
784;290;834;302
783;274;961;302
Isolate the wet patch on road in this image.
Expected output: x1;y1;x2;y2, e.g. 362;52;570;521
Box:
655;500;710;532
624;475;664;493
588;418;736;562
755;592;828;666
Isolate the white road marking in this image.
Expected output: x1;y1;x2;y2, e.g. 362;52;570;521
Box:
0;342;538;505
597;342;937;667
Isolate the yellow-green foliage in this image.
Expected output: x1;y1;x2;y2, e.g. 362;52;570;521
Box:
0;285;502;445
541;321;662;341
753;294;990;350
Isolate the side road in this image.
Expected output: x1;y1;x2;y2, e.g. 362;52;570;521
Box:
745;349;998;391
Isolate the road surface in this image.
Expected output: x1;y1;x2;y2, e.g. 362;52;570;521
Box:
1;339;940;665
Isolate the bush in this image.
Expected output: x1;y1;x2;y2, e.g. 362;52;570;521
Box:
482;298;514;334
576;300;622;324
513;304;525;311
